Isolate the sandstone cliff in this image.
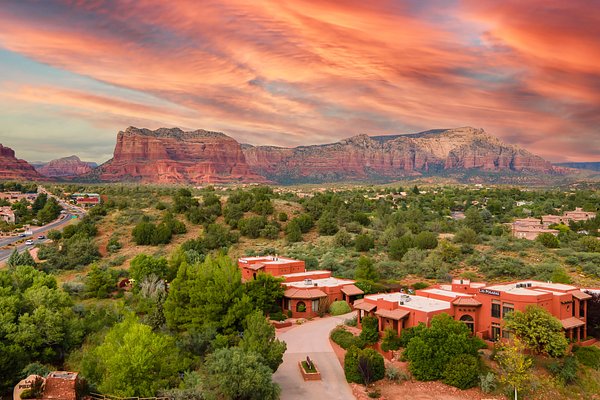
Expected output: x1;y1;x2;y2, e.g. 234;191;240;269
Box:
37;155;93;178
0;144;44;181
242;127;555;183
97;127;266;184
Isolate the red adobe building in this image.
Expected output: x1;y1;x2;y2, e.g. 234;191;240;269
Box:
238;256;306;280
356;279;594;343
238;256;363;318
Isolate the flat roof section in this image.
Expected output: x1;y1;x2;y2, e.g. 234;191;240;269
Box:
366;293;451;313
283;277;355;289
281;270;331;278
420;288;472;298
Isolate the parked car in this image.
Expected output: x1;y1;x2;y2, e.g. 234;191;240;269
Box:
25;240;34;245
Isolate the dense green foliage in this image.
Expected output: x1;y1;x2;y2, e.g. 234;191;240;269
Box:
442;354;480;389
329;300;352;315
344;347;385;385
504;305;568;357
404;314;485;381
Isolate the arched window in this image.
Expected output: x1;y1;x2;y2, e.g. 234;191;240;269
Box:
296;301;306;313
460;314;474;333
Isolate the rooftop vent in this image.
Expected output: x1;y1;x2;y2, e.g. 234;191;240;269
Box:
304;279;312;286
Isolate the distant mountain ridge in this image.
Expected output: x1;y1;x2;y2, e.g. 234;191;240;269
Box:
0;144;44;181
0;126;565;184
36;155;95;178
243;127;554;183
554;162;600;172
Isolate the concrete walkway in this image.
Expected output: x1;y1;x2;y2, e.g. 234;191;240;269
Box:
273;313;355;400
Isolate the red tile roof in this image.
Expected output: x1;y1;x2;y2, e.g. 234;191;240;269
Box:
341;284;364;296
571;290;593;300
283;288;327;299
353;299;377;312
561;317;585;330
375;308;410;320
451;297;482;307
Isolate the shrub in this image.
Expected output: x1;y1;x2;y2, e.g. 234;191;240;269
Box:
415;231;438;250
278;212;288;222
331;327;364;350
269;311;286;322
344;347;385;385
479;372;496;393
359;315;379;345
345;316;358;327
537;232;559;248
573;346;600;369
330;301;352;316
547;355;579;385
355;234;375;252
385;365;409;382
381;328;402;352
412;282;428;290
367;390;381;398
442;354;480;389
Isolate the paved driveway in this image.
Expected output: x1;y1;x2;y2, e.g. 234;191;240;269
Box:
273;313;355;400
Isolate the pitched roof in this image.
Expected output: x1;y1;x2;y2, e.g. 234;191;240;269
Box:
283;287;327;299
571;290;593;301
341;284;364;296
561;317;585;330
247;263;265;271
375;308;410;320
451;297;482;307
353;299;377;312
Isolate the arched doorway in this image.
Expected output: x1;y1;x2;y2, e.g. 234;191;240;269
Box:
296;301;306;313
460;314;474;333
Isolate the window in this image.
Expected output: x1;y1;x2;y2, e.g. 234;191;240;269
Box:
580;301;585;318
491;323;501;341
502;330;513;340
460;315;474;334
502;303;514;319
312;299;320;313
491;301;501;318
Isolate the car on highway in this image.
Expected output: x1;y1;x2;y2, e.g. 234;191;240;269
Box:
19;233;27;237
25;240;34;245
37;235;46;240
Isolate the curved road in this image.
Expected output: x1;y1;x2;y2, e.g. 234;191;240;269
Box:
273;313;356;400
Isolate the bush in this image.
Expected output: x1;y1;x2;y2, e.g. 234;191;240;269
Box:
537;232;559;248
344;347;385;385
547;355;579;385
442;354;480;389
345;316;358;327
479;372;496;393
359;315;379;345
331;327;364;350
330;301;352;316
368;390;381;398
355;234;375;252
381;328;402;352
573;346;600;369
385;365;409;382
269;311;287;322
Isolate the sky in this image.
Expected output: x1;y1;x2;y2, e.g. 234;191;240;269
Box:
0;0;598;163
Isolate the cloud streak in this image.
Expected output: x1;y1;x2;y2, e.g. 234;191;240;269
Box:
0;0;598;162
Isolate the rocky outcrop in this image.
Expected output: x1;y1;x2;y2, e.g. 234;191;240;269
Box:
37;155;93;178
242;127;555;183
97;127;266;184
0;144;44;181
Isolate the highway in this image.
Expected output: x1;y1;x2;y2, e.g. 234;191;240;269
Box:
0;187;87;263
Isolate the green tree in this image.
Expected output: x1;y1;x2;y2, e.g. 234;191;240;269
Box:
414;231;438;250
129;254;169;283
204;347;280;400
334;228;353;247
354;233;375;252
84;316;186;397
536;232;559;248
359;315;379;345
285;220;302;243
454;227;480;244
85;264;115;298
388;235;415;261
238;216;267;238
442;354;480;389
495;338;532;400
239;311;287;372
164;255;252;334
464;208;484;233
317;211;339;235
355;256;379;282
381;328;401;352
404;314;484;381
503;305;568;357
244;273;285;314
132;221;155;245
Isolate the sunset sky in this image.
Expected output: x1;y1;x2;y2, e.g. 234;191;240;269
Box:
0;0;598;163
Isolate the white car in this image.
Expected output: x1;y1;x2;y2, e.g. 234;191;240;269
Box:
25;239;34;245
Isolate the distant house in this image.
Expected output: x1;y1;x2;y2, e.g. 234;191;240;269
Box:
511;218;559;240
542;208;596;227
71;193;101;208
0;206;16;223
